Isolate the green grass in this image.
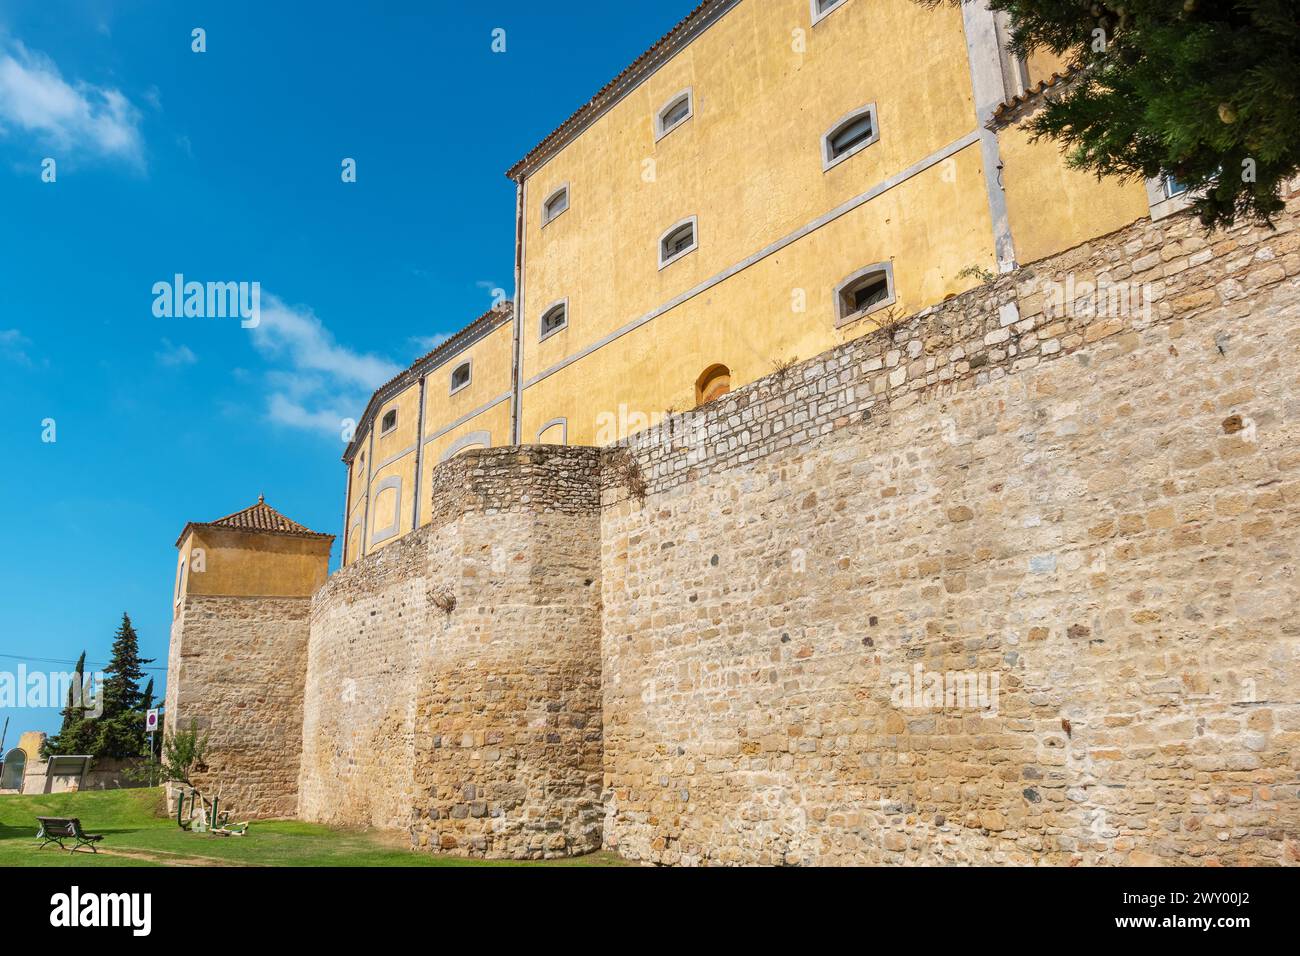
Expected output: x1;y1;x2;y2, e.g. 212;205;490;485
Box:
0;789;627;867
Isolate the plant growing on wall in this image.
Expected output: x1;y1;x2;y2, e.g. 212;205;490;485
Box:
609;449;648;502
957;264;997;285
924;0;1300;228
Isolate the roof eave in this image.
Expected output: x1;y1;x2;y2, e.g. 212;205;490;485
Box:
175;521;335;550
504;0;740;182
340;305;513;463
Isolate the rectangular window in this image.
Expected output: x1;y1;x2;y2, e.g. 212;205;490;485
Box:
380;409;398;435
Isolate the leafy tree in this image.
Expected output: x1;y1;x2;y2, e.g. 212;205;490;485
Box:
159;722;209;787
927;0;1300;228
127;720;207;790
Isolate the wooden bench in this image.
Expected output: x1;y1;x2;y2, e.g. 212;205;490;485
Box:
36;816;104;854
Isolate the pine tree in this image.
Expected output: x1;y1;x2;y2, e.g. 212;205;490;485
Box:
926;0;1300;229
93;613;156;758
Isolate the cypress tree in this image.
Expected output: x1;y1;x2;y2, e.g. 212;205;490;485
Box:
44;651;87;757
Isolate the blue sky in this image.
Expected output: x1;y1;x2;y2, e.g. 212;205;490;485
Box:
0;0;698;741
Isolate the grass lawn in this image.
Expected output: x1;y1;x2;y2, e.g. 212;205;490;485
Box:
0;789;627;868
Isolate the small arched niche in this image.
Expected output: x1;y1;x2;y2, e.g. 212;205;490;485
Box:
695;364;732;407
1;748;26;790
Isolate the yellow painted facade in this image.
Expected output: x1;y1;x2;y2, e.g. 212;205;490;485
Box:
517;0;995;446
338;0;1163;565
174;526;331;608
342;312;513;564
997;110;1152;264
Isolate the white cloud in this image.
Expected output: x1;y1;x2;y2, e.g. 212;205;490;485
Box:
266;394;352;435
251;294;401;438
155;338;196;367
0;41;144;167
0;328;33;365
412;332;451;354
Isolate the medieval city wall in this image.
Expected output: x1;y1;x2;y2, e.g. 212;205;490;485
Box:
300;448;605;858
166;595;312;818
599;198;1300;865
297;525;429;829
297;199;1300;864
408;448;604;858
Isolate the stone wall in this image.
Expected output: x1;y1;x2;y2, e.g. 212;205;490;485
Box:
165;595;311;819
598;198;1300;865
410;448;604;858
302;447;605;858
20;758;145;795
294;200;1299;865
297;526;430;829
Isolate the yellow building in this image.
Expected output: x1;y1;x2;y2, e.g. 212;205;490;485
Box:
171;496;334;611
341;0;1174;566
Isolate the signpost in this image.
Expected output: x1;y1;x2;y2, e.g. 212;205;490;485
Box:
146;709;160;786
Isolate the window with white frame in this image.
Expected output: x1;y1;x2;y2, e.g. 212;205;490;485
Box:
542;184;569;226
1145;169;1199;220
1162;174;1189;199
835;263;896;326
659;217;699;269
540;300;568;341
450;361;471;394
811;0;849;25
380;409;398;435
823;104;879;171
655;89;694;142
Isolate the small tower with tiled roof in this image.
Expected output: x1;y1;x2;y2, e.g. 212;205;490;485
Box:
164;498;334;819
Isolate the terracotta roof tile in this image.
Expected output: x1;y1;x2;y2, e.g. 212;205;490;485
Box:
990;69;1077;126
176;496;333;547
